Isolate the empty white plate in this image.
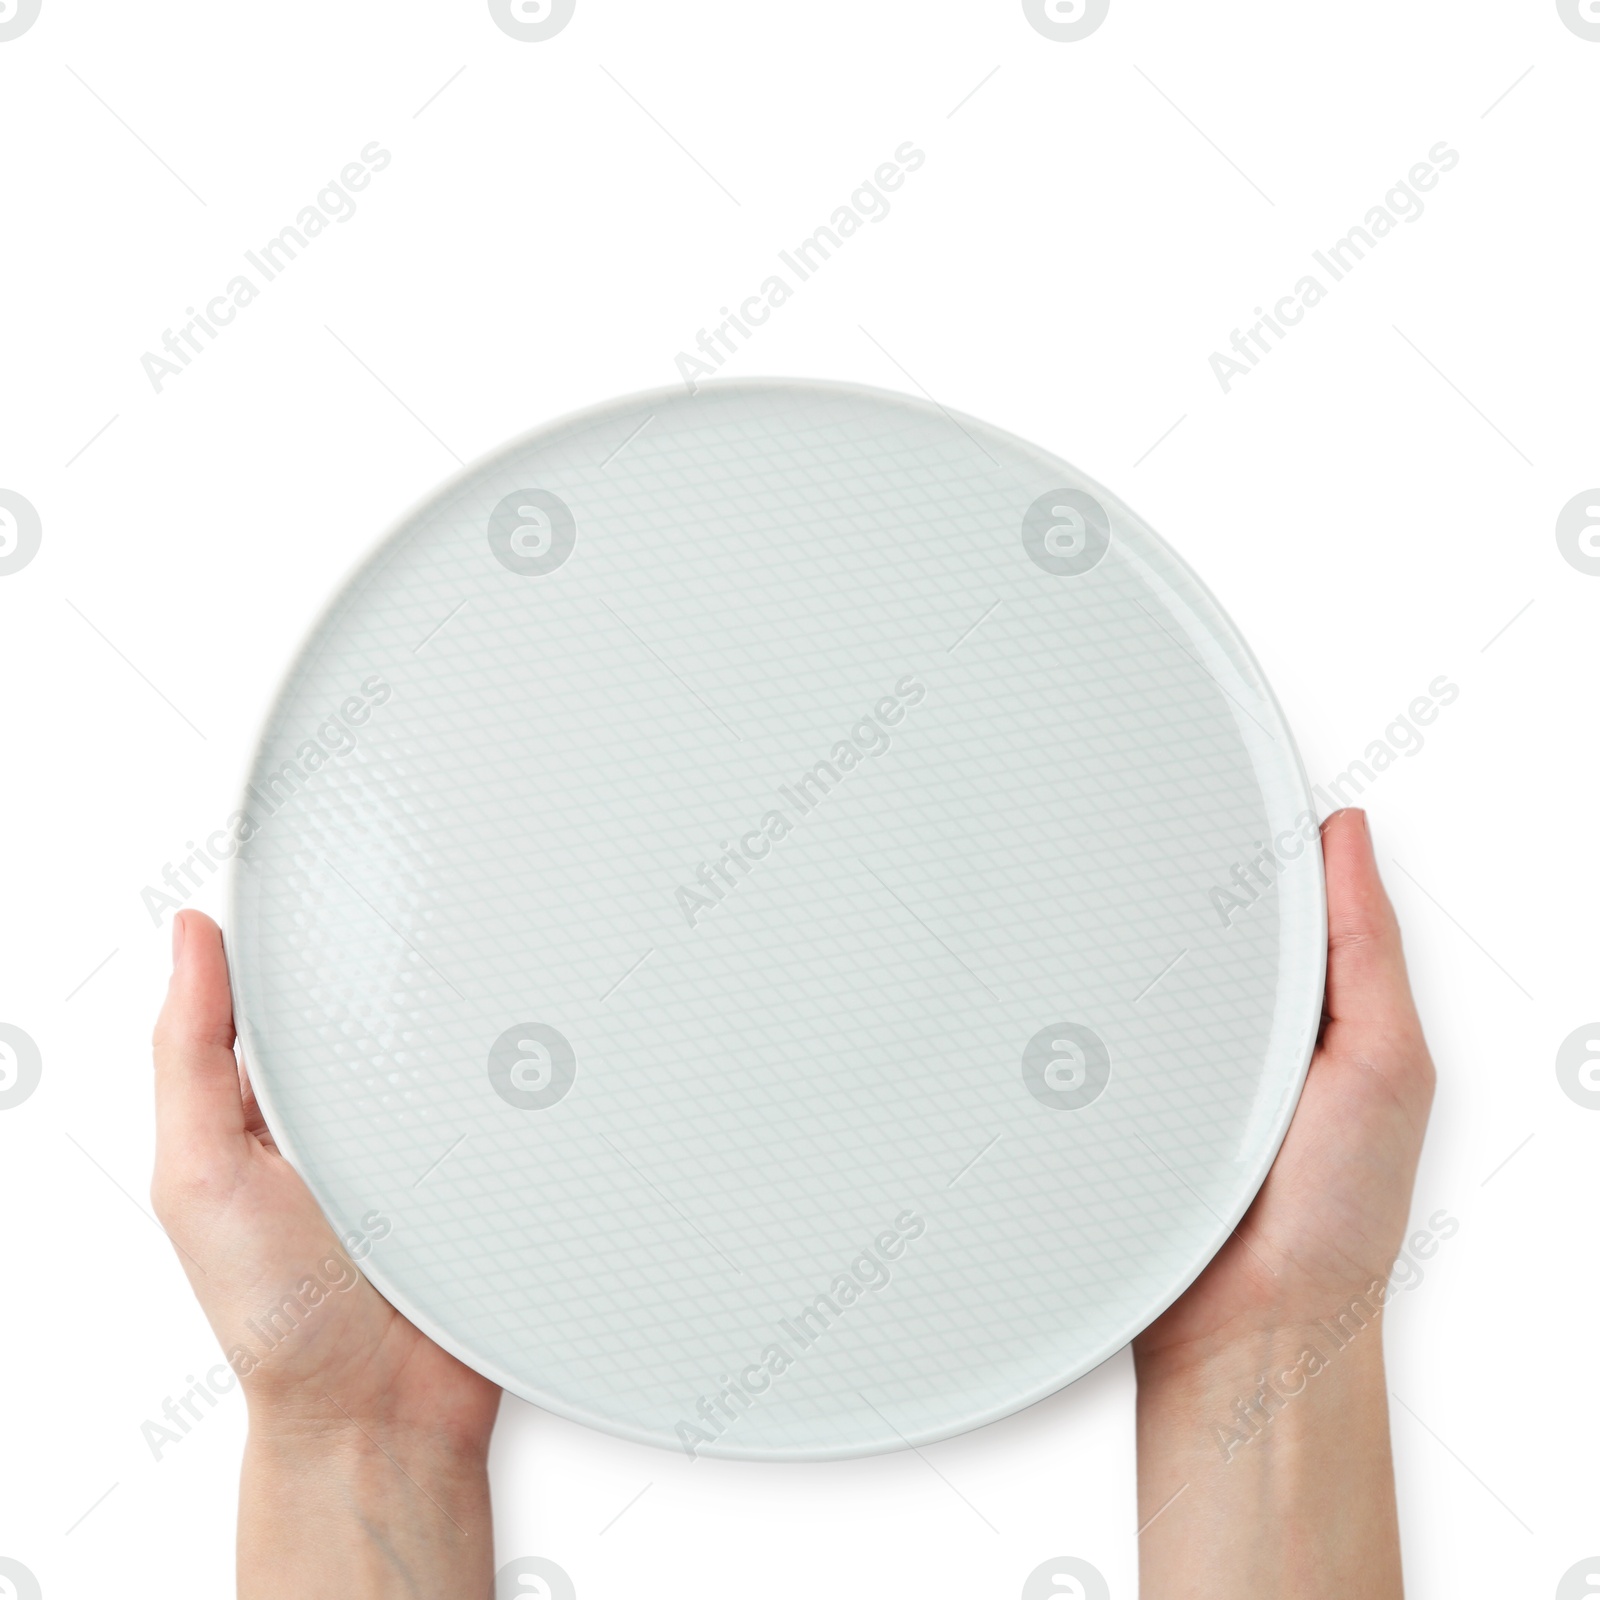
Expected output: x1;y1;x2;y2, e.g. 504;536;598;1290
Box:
228;378;1325;1460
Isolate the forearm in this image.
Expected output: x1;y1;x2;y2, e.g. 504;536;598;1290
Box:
239;1417;493;1599
1134;1323;1402;1599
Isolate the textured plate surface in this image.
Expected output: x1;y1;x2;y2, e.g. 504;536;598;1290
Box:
228;378;1325;1460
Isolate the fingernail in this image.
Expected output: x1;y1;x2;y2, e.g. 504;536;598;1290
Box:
171;913;186;968
1355;808;1370;837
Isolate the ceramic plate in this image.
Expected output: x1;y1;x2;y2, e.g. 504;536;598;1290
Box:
228;378;1325;1460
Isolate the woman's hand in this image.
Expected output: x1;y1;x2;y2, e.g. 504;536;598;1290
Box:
152;910;501;1599
1132;808;1436;1598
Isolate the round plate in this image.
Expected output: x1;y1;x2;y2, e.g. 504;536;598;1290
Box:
228;378;1325;1460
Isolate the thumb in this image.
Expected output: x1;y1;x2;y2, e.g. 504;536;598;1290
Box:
151;911;248;1193
1318;810;1433;1110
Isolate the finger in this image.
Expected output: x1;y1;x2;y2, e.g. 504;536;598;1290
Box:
151;910;247;1163
1319;809;1422;1042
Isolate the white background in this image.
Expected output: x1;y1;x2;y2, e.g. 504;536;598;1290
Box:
1;1;1595;1595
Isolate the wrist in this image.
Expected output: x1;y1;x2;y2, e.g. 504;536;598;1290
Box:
1135;1306;1388;1403
243;1414;492;1488
1136;1316;1388;1474
1134;1316;1401;1599
244;1390;493;1473
240;1409;493;1600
